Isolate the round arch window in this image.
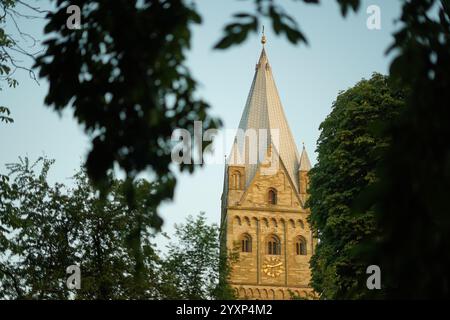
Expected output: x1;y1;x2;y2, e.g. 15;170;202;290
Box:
295;236;307;255
268;188;277;205
267;234;281;255
240;233;252;253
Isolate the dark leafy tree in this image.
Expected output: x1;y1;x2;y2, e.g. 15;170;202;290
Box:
1;0;43;83
160;213;234;300
360;0;450;298
0;1;16;84
215;0;360;49
1;0;17;120
0;157;74;299
1;0;47;123
0;157;161;299
307;74;407;299
34;1;222;231
68;172;162;299
0;157;232;300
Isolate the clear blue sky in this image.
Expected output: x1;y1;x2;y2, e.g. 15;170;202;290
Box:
0;0;402;244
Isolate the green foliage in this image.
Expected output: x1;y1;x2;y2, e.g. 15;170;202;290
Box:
0;106;13;123
34;1;222;230
0;0;18;122
0;1;15;77
69;173;162;299
307;74;406;299
215;0;360;49
0;157;160;299
0;158;231;299
0;157;73;298
160;213;234;300
360;0;450;298
288;289;309;300
216;244;239;300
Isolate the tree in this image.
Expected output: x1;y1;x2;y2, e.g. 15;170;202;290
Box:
34;0;221;230
0;157;73;299
67;172;161;299
1;0;46;124
159;213;234;300
1;0;17;122
214;0;359;49
0;157;161;299
360;0;450;298
307;73;407;299
0;1;16;85
0;157;232;300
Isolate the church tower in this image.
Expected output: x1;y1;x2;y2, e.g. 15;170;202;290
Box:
220;32;317;300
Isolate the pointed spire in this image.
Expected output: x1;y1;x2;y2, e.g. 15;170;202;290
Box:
228;36;301;192
257;47;268;67
299;144;312;171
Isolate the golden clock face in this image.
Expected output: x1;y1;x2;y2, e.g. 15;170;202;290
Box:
262;257;283;278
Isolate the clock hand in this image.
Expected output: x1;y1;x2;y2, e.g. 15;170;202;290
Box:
268;262;282;268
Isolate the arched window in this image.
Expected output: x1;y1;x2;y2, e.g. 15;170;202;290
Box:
296;236;307;255
267;235;281;255
268;188;277;205
240;233;252;253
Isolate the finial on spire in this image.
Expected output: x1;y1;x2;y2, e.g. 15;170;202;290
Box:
261;26;266;45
